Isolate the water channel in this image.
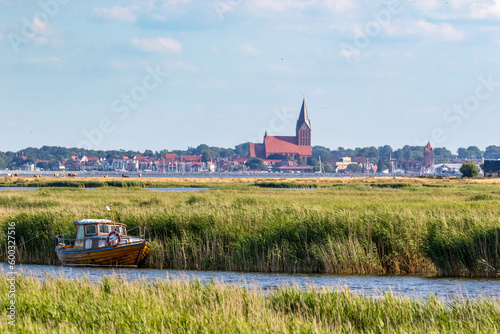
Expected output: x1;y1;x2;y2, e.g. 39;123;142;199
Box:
2;263;498;300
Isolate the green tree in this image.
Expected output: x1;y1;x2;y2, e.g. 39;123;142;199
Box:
484;146;500;159
466;146;483;158
245;157;267;171
323;163;334;173
377;158;387;173
201;151;211;163
347;164;362;172
0;156;6;169
312;146;332;162
457;147;468;159
378;145;393;160
434;147;453;163
36;161;50;170
234;143;250;156
459;161;479;178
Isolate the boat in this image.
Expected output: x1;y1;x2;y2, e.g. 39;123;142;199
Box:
55;205;150;267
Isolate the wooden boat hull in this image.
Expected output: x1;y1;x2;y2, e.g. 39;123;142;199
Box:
56;241;150;267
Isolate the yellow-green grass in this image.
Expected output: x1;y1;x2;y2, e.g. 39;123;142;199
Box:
0;273;499;333
1;177;500;276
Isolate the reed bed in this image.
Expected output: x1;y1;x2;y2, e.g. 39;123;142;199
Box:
0;178;499;276
0;273;498;333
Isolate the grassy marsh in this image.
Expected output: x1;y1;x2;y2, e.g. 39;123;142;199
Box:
0;177;499;277
0;273;498;333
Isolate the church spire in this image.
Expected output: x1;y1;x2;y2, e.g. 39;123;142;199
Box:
296;98;311;146
296;98;311;131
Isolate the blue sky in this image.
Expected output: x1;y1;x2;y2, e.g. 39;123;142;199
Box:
1;0;500;153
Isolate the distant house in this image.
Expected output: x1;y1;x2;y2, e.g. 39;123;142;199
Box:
394;160;422;173
181;155;202;163
336;157;356;170
434;163;463;175
483;160;500;177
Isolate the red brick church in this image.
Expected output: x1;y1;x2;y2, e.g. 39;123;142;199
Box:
249;99;312;160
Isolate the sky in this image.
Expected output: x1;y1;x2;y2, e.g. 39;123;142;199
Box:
1;0;500;154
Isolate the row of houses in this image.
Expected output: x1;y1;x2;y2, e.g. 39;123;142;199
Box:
31;154;216;172
21;152;500;176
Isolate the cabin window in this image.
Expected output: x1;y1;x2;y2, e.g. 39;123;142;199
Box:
114;225;122;234
76;225;84;239
122;227;127;236
99;224;109;234
85;225;97;235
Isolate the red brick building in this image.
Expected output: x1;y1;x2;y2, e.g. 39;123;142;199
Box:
423;141;434;172
249;99;312;160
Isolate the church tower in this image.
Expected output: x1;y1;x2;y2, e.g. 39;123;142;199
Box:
296;99;311;146
423;141;434;172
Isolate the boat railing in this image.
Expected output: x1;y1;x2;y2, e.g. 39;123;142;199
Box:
55;234;77;247
127;226;150;242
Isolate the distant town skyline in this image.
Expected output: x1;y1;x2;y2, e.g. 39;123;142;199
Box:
1;1;499;153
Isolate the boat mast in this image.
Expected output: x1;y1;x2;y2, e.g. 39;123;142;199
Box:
106;204;116;229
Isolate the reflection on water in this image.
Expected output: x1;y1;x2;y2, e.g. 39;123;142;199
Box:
0;187;40;191
146;187;209;192
2;263;498;300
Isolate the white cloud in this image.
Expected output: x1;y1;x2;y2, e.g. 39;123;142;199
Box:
411;0;441;12
131;37;182;53
33;17;47;32
92;7;137;23
163;60;197;72
470;0;500;19
249;0;313;12
325;0;356;13
247;0;356;14
27;17;59;46
239;44;260;56
415;20;464;41
338;49;360;59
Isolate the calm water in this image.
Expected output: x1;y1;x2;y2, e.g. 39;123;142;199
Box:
0;187;207;192
2;263;498;300
0;187;40;191
146;187;209;192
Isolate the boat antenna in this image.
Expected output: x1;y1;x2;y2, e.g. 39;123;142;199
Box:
106;204;115;229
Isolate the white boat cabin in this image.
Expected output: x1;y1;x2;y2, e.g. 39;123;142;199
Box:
73;219;135;250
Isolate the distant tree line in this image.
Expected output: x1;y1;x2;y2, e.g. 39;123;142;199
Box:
309;145;500;173
0;144;499;170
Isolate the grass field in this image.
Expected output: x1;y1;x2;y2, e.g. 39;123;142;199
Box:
0;273;498;333
0;176;499;277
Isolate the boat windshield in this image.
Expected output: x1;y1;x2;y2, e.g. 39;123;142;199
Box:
99;224;110;234
76;225;84;239
112;225;127;236
85;224;97;235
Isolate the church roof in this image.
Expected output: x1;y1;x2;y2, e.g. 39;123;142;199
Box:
425;141;433;152
264;136;312;156
296;99;311;130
